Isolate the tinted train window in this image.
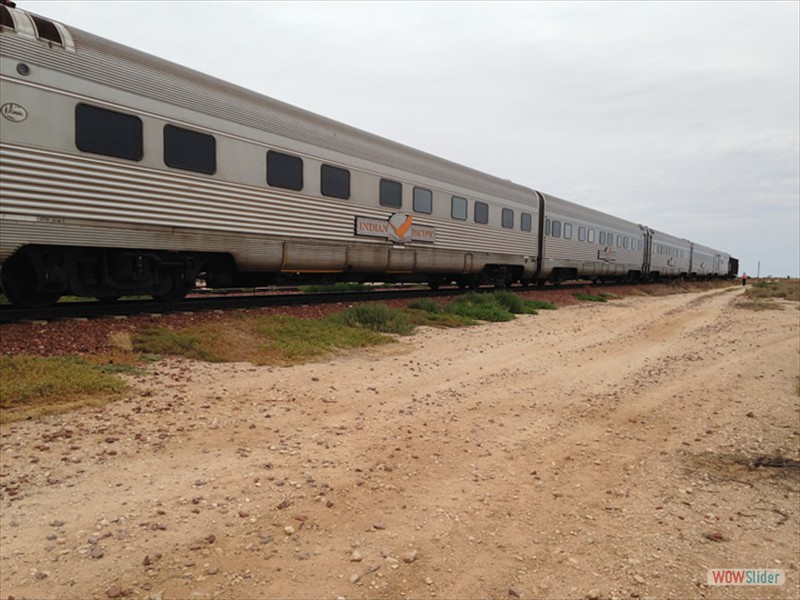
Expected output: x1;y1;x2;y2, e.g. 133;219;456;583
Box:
623;237;629;249
599;231;606;245
545;218;551;236
413;187;432;214
563;223;572;239
616;235;623;248
164;125;216;174
474;201;489;224
502;208;514;229
267;150;303;190
76;104;142;161
521;212;532;232
552;220;562;238
578;226;586;242
588;228;595;243
451;196;467;220
380;179;402;208
321;164;350;199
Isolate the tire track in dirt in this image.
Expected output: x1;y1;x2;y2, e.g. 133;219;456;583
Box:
1;287;797;600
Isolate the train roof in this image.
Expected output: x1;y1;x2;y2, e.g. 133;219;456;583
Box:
539;191;644;232
1;6;536;206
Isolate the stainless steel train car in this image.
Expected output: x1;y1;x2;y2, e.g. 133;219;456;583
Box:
645;229;692;280
0;5;736;307
541;193;646;283
690;243;728;279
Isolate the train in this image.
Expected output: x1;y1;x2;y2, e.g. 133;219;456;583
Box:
0;4;738;308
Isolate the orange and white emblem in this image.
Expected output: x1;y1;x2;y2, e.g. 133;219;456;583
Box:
388;213;414;242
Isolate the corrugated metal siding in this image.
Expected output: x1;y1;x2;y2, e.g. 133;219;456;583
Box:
542;194;644;274
1;143;534;268
1;19;535;207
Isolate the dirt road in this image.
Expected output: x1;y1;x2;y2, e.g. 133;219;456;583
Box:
1;287;798;600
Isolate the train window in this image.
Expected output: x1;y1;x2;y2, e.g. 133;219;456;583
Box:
599;231;606;245
474;201;489;224
544;218;551;236
502;208;514;229
521;212;532;232
76;104;143;161
164;125;216;174
379;179;402;208
451;196;468;220
623;237;629;249
321;164;350;199
639;240;644;251
588;228;595;243
551;220;562;238
31;16;63;45
267;150;303;191
413;187;432;214
616;235;623;248
563;223;572;239
578;226;586;242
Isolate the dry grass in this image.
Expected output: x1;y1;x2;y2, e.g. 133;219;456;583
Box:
745;279;800;302
737;278;800;311
0;355;129;423
131;313;394;367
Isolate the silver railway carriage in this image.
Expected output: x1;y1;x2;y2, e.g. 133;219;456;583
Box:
541;193;646;283
0;5;736;307
690;242;727;279
645;229;692;280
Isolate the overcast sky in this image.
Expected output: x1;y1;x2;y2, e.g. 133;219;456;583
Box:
21;1;800;277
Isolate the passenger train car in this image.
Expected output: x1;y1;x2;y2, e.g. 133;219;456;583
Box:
0;4;736;307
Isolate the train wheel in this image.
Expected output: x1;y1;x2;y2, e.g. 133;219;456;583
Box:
151;269;191;302
1;253;61;308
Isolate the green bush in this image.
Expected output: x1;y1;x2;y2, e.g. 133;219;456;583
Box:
446;293;516;322
525;300;558;311
337;304;416;335
408;298;443;313
574;293;609;302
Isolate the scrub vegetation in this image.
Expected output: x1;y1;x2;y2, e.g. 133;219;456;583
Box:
745;278;799;302
0;355;129;423
0;290;558;422
738;278;800;310
574;292;616;302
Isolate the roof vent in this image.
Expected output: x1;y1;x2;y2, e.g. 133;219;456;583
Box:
0;6;74;51
31;15;62;45
0;5;14;30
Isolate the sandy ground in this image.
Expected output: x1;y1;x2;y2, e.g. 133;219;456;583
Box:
1;287;798;600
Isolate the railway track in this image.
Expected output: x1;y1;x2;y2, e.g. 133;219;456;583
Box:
0;280;684;324
0;286;466;324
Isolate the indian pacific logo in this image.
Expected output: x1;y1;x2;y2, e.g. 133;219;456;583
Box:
355;213;436;244
388;213;414;243
1;103;28;123
598;246;617;263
